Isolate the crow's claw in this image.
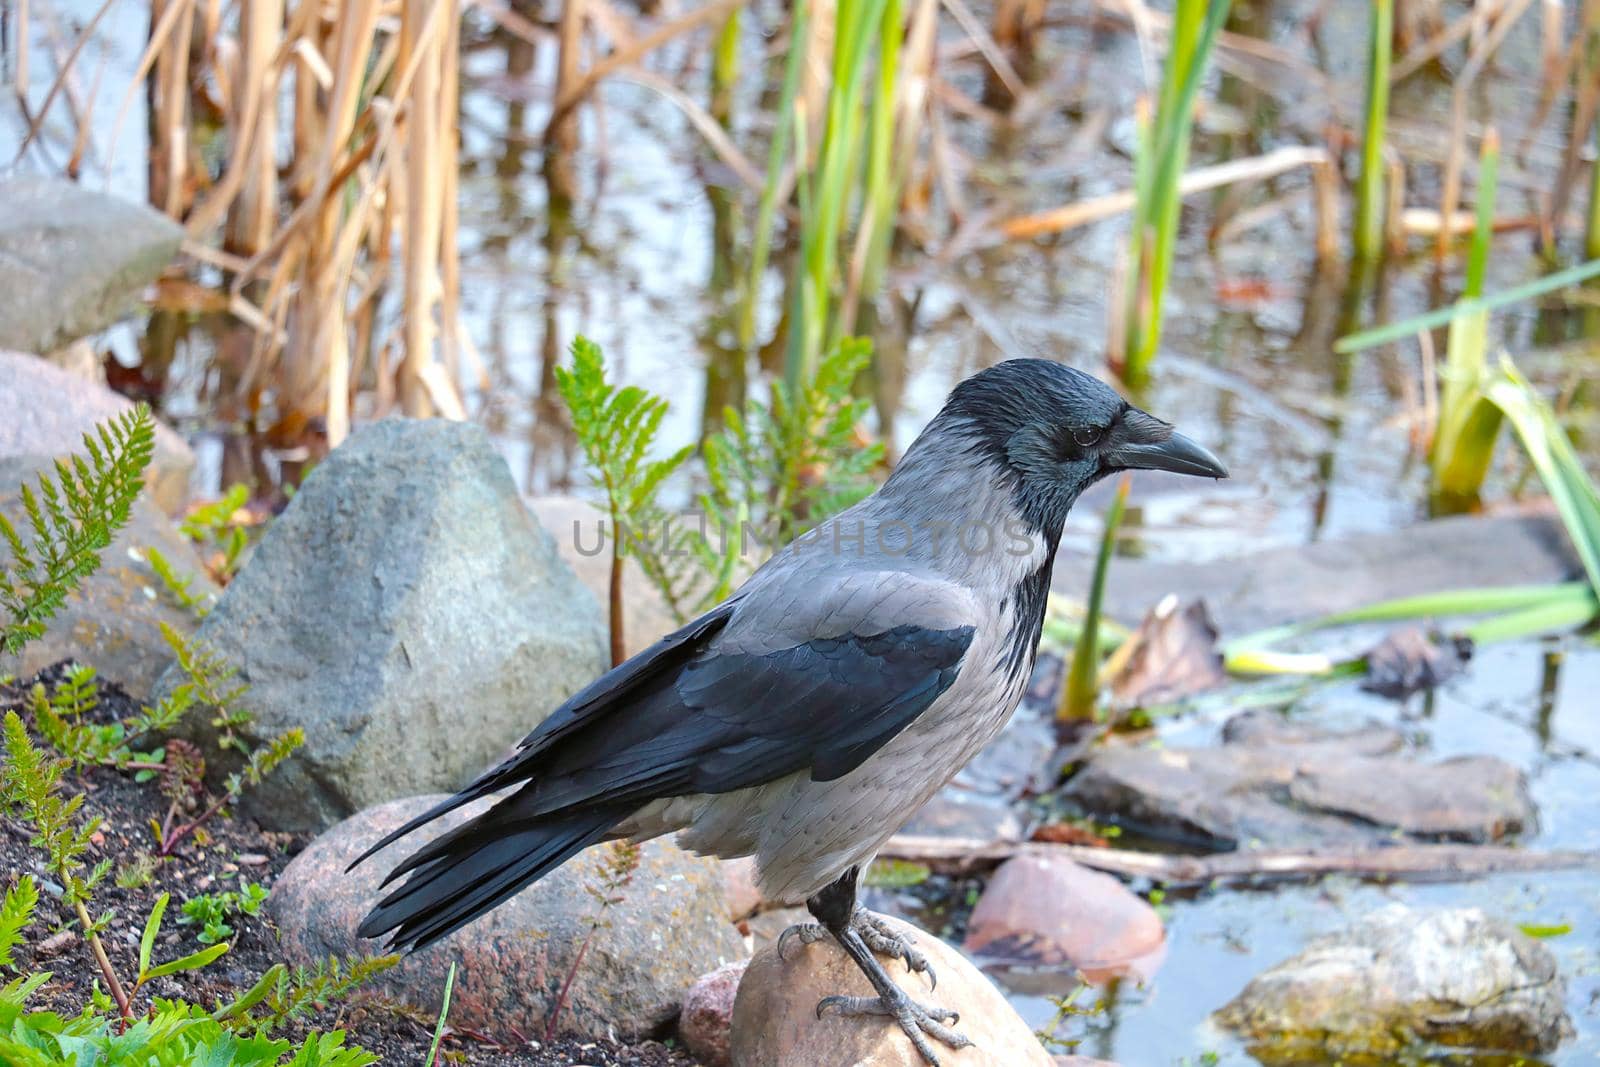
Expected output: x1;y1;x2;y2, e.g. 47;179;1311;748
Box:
776;920;829;961
857;910;937;990
815;989;971;1065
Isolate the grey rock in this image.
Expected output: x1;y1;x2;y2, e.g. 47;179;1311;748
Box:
1215;905;1572;1057
0;178;182;353
1055;513;1579;633
269;795;746;1039
0;351;194;515
1065;717;1531;849
160;419;608;832
0;455;215;696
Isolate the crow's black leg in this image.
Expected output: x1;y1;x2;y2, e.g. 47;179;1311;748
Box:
798;868;972;1066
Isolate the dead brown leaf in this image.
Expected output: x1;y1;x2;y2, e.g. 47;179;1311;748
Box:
1106;595;1227;708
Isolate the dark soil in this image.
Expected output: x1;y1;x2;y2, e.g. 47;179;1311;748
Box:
0;663;701;1066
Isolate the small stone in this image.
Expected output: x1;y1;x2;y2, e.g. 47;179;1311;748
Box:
158;420;609;832
269;795;747;1039
963;855;1165;983
680;960;747;1067
1215;905;1572;1058
0;179;183;354
730;913;1052;1066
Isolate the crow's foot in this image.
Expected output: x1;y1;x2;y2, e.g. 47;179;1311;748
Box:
816;987;972;1066
856;910;936;989
777;909;936;988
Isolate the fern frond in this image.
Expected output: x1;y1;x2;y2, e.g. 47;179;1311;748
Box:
0;405;156;654
0;876;38;968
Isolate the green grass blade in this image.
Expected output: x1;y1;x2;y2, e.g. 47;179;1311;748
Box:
1058;478;1129;721
1223;581;1591;655
1336;258;1600;353
739;0;810;352
424;962;457;1067
1354;0;1392;262
1486;361;1600;595
1464;594;1599;644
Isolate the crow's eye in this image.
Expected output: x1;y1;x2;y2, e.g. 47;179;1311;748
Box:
1072;426;1104;448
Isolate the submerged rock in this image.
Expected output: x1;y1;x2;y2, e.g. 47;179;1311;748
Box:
0;351;194;515
1064;712;1533;849
160;419;608;832
0;456;215;696
0;179;183;354
1214;905;1572;1058
963;855;1165;983
269;795;746;1039
730;912;1052;1067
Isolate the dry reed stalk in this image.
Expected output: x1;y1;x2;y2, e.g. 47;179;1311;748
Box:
1312;156;1340;262
1000;144;1330;239
152;0;196;217
11;0;115;164
1385;156;1406;256
940;0;1024;103
400;0;445;419
225;0;281;255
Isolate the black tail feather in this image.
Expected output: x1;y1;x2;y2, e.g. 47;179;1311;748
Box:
357;802;624;953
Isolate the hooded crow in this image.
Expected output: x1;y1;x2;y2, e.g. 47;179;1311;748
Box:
353;358;1227;1063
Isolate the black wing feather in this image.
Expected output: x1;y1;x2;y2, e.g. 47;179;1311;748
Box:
354;598;974;953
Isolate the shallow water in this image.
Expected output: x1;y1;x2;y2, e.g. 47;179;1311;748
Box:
997;635;1600;1065
7;1;1600;1063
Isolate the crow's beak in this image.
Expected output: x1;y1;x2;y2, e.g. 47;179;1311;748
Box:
1106;410;1229;479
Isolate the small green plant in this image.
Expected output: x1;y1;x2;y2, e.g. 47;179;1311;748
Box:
1034;979;1107;1053
27;664;168;771
1;708;130;1015
147;544;217;617
180;484;254;580
1;405;156;654
547;840;642;1041
0;876;38;969
1430;130;1502;508
698;338;884;605
251;954;402;1030
556;336;696;664
1058;476;1131;721
180;882;270;945
152;626;305;856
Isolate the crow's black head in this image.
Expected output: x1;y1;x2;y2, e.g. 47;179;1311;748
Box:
938;358;1227;535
